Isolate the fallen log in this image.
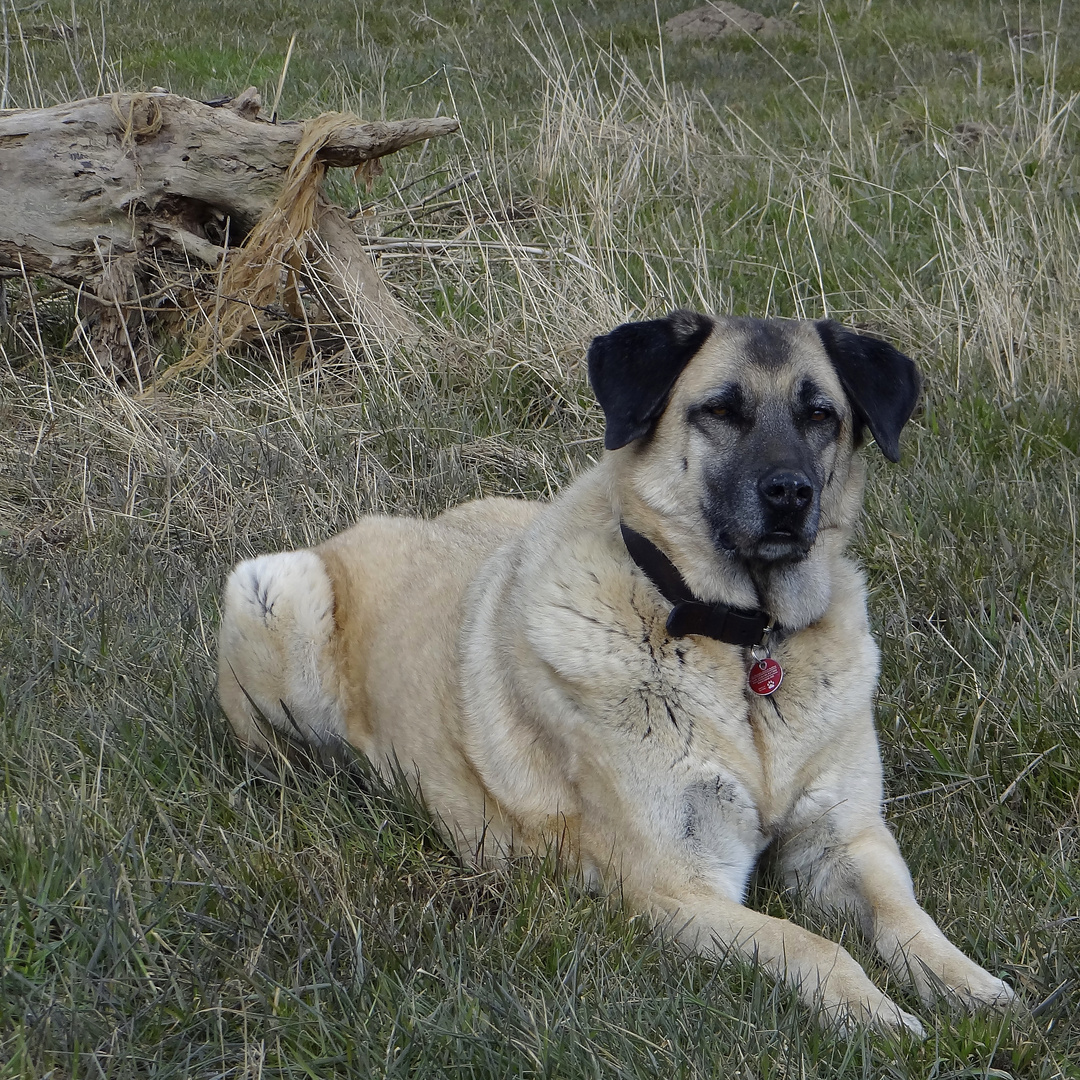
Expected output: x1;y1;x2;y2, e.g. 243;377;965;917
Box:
0;89;460;381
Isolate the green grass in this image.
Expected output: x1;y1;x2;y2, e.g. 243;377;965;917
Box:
2;0;1079;1076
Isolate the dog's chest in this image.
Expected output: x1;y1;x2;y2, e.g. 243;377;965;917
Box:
537;578;862;835
621;632;833;812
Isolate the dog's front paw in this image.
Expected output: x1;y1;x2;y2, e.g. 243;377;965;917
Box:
869;998;928;1040
948;970;1016;1012
820;994;927;1041
914;955;1016;1012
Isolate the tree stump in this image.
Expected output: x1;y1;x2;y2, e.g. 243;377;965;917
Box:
0;88;459;382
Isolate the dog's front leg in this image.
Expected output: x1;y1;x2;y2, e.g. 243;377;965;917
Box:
779;814;1015;1012
646;888;927;1036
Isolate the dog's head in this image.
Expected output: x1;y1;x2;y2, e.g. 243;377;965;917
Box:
588;311;920;620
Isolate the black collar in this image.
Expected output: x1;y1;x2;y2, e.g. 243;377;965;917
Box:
620;523;773;646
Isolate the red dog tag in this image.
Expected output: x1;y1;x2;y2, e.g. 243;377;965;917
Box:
748;657;783;696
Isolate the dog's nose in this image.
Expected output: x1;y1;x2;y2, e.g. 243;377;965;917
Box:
759;469;814;511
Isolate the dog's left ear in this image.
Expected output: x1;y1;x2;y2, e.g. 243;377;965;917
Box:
589;310;715;450
815;321;922;463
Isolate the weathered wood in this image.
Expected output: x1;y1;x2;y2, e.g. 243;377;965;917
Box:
0;91;458;282
313;204;420;343
0;89;458;377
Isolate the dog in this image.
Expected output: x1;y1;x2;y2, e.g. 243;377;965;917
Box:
218;311;1014;1035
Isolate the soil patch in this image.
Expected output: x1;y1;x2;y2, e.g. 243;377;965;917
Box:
665;4;795;43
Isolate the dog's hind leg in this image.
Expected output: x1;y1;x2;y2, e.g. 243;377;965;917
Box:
218;551;346;762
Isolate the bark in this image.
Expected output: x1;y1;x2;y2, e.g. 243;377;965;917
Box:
313;204;419;343
0;90;458;377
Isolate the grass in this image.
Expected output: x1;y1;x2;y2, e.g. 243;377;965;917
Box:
1;0;1079;1075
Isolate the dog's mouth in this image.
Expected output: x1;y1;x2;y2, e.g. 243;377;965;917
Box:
750;529;815;563
710;524;815;564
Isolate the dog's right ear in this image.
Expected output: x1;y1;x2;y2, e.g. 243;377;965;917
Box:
588;310;714;450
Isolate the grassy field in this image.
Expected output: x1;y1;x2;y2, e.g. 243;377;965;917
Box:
2;0;1079;1075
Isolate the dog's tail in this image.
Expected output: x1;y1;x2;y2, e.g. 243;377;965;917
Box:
218;550;346;761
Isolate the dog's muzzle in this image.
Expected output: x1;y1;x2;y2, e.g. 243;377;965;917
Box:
750;467;820;562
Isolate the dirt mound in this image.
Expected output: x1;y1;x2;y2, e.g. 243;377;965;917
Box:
665;4;795;43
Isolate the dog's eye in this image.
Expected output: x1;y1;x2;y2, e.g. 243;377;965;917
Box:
695;391;743;425
809;407;833;422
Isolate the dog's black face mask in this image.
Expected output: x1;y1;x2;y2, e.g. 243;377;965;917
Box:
690;374;841;565
588;312;921;566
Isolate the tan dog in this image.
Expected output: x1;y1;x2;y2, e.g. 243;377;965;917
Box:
218;312;1014;1035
